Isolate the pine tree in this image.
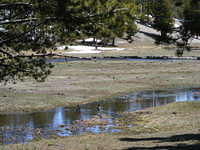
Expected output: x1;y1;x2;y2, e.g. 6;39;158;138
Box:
152;0;174;41
183;0;200;37
79;0;138;47
0;0;138;82
178;0;200;48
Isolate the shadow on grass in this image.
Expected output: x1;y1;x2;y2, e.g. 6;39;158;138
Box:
119;133;200;150
122;144;200;150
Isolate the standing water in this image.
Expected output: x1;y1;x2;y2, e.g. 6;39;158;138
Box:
0;88;200;144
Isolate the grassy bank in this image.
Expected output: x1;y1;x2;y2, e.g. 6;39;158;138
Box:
1;60;200;113
2;101;200;150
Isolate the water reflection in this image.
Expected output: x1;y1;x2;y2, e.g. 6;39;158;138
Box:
0;88;200;144
46;57;193;63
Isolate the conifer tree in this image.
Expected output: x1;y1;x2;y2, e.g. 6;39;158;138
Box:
79;0;138;47
0;0;138;82
152;0;174;41
176;0;200;50
182;0;200;38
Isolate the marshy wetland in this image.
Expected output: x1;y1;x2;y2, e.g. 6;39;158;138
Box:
0;59;200;149
0;88;200;144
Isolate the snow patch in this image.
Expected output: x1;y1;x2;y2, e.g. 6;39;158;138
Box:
65;45;125;54
174;23;181;28
76;38;102;43
85;38;101;43
57;46;67;50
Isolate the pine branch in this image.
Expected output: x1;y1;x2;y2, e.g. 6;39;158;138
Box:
0;3;32;9
0;48;13;58
0;17;56;46
0;18;39;25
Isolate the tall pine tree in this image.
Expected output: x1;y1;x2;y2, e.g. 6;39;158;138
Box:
0;0;138;82
183;0;200;37
152;0;174;42
79;0;138;47
177;0;200;49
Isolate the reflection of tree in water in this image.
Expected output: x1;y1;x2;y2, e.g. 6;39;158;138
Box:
0;120;35;144
63;108;82;123
0;114;31;128
133;92;176;109
80;103;99;117
102;100;130;114
32;111;55;128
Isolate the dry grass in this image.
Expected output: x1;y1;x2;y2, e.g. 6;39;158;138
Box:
119;102;200;133
1;102;200;150
1;60;200;113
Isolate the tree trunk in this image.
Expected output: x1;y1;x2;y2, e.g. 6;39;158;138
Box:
94;37;98;49
112;38;115;46
161;31;167;41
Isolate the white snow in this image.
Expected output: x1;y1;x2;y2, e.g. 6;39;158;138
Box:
97;47;125;51
0;27;6;32
67;45;101;54
174;23;181;28
76;38;102;43
85;38;101;43
174;18;182;28
57;46;67;50
64;45;125;54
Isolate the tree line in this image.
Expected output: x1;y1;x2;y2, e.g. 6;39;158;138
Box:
0;0;199;82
